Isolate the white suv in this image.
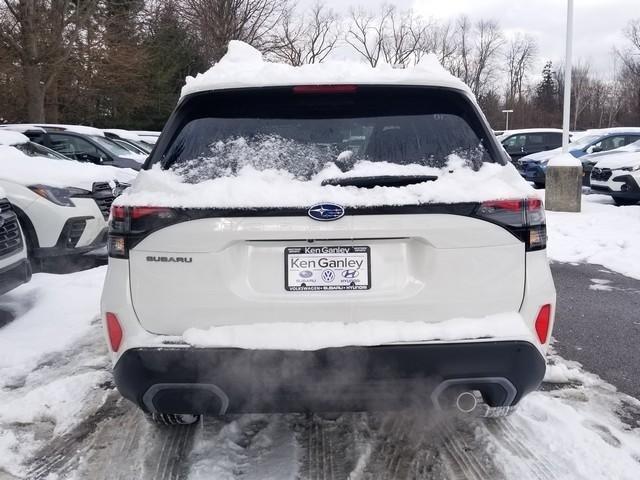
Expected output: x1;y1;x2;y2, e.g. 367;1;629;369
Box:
0;190;31;296
102;42;556;425
590;150;640;206
0;131;136;267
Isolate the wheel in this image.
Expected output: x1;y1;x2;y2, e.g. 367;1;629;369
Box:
612;197;638;206
16;217;43;273
534;182;545;189
145;412;201;426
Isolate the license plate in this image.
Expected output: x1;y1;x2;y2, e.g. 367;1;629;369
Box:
285;246;371;291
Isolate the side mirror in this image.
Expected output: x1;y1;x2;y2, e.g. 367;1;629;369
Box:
77;153;102;164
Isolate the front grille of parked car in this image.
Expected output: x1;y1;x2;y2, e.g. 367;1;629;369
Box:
591;168;612;181
0;200;23;258
91;182;116;220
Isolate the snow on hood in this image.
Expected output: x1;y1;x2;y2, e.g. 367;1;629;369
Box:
594;151;640;170
0;145;137;190
116;158;536;209
0;130;29;146
181;41;472;99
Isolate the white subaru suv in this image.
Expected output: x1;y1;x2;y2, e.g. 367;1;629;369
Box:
0;130;136;267
590;150;640;206
102;42;556;425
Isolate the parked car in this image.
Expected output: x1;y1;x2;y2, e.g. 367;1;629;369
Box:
590;150;640;206
517;128;640;187
128;130;160;146
102;44;556;426
581;139;640;186
499;129;564;162
0;190;31;296
0;130;136;269
103;129;152;155
1;124;145;170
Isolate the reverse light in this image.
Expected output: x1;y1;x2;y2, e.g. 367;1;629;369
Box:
106;312;123;352
535;304;552;344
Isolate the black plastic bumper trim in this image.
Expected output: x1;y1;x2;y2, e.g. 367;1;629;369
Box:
113;341;546;415
0;258;32;296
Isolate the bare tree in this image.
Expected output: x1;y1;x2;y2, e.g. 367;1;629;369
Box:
427;20;459;69
0;0;96;122
379;7;427;66
270;2;340;66
571;62;592;130
180;0;287;64
344;5;392;67
505;34;537;105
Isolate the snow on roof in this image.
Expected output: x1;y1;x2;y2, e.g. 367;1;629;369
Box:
0;145;136;190
104;129;146;142
180;41;472;99
129;130;160;137
0;130;29;146
3;124;106;137
500;128;564;137
582;127;640;136
0;124;47;134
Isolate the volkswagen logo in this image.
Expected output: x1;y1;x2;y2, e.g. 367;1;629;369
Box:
308;203;345;221
321;269;336;283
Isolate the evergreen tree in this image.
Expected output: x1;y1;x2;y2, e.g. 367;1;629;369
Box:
535;61;557;112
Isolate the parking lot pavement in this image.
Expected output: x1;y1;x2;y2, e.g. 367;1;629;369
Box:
551;262;640;398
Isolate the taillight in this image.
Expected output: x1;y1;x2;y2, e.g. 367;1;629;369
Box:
535;304;552;344
106;312;123;352
475;198;547;251
292;85;358;94
108;205;179;259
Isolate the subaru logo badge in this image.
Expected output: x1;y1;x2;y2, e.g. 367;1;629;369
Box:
308;203;345;222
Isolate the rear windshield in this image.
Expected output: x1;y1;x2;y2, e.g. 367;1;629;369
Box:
156;87;498;182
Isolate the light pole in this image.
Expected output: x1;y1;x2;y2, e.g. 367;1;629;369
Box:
502;109;514;131
545;0;582;213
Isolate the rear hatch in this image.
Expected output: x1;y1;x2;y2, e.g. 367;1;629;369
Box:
114;86;539;336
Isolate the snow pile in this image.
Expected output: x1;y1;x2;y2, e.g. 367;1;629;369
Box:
0;129;29;145
546;194;640;279
182;312;531;350
181;41;470;98
0;145;137;189
118;160;535;209
0;267;107;387
547;151;582;167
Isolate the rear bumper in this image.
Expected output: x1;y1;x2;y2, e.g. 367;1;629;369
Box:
113;341;546;415
0;259;32;296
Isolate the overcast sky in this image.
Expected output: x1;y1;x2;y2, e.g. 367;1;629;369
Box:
317;0;635;78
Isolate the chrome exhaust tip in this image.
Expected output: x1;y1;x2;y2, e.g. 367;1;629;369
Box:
455;391;478;413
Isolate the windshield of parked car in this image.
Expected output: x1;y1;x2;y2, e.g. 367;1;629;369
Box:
569;134;600;150
14;141;70;160
158;87;497;182
90;135;135;156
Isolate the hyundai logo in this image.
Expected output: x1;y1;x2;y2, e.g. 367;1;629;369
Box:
342;270;359;279
308;203;345;221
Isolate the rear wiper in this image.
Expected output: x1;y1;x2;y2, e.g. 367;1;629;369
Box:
321;175;438;189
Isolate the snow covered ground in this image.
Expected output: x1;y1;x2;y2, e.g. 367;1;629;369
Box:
0;191;637;479
546;193;640;280
1;261;640;479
